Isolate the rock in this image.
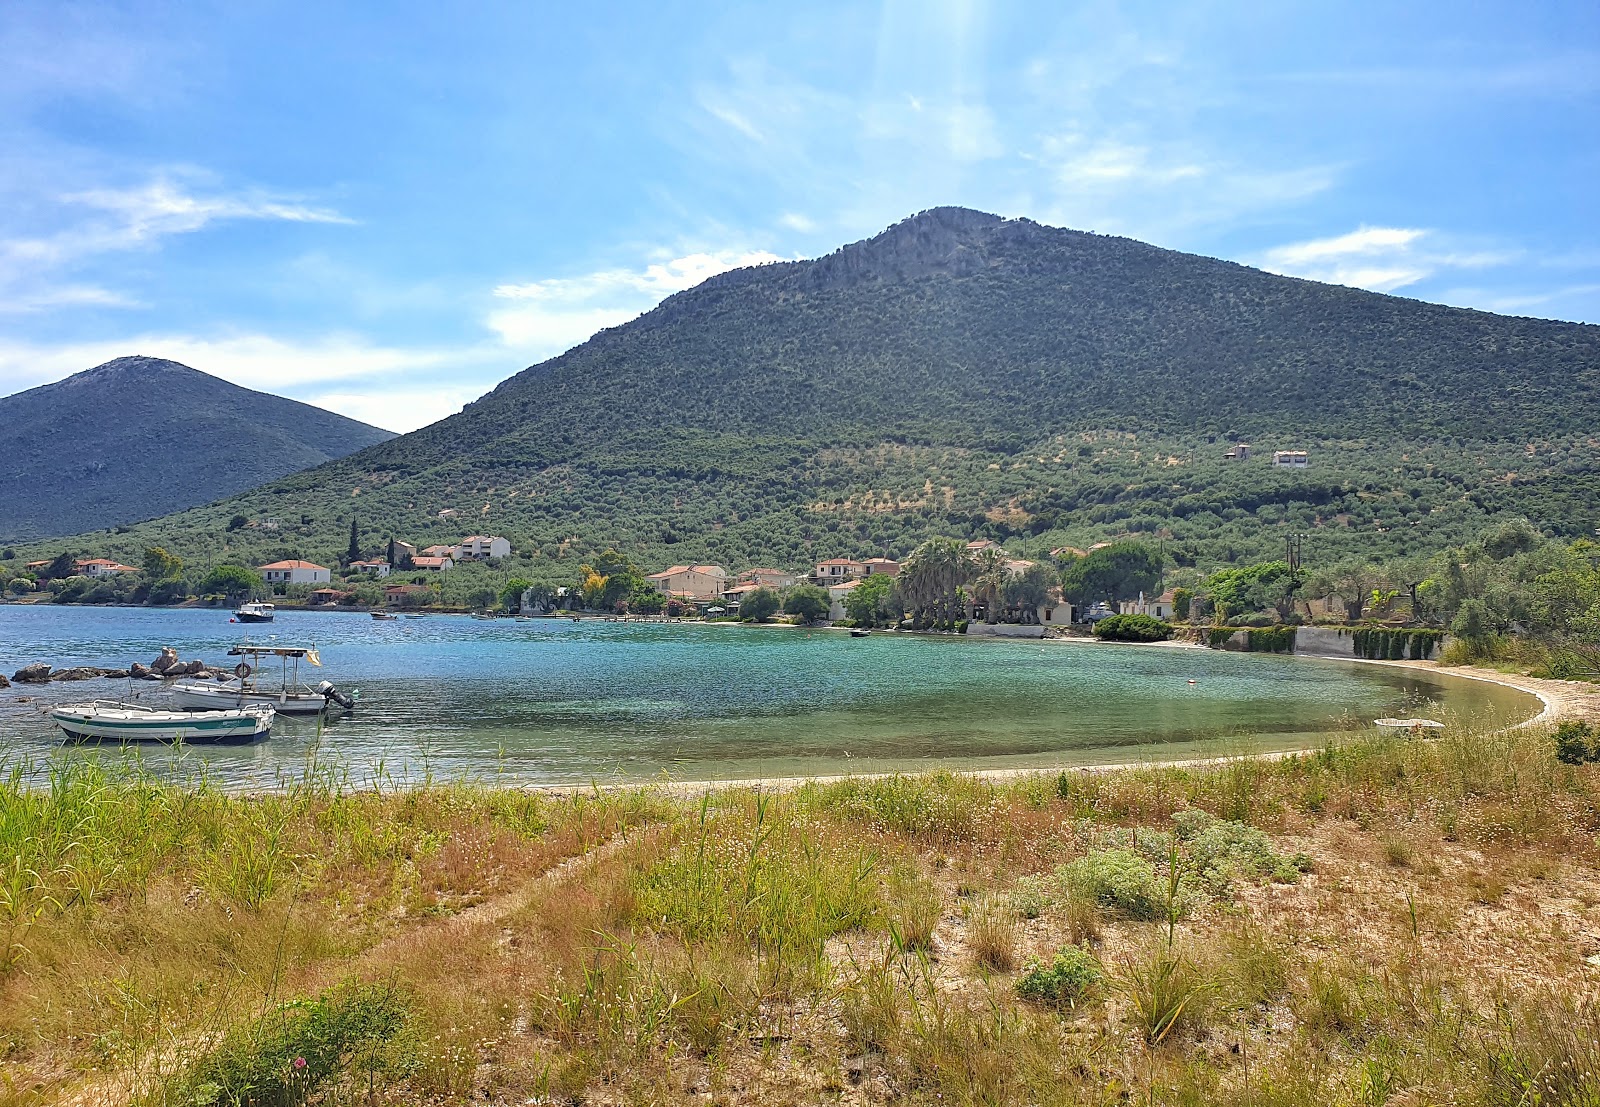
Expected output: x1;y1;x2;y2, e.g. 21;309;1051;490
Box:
0;674;8;689
49;667;104;681
12;663;51;683
128;662;150;679
101;669;129;679
151;647;179;673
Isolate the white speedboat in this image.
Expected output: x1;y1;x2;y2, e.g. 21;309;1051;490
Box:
170;644;355;715
233;601;276;623
52;700;274;743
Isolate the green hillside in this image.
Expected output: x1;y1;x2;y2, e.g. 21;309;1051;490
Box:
0;356;395;540
13;208;1600;579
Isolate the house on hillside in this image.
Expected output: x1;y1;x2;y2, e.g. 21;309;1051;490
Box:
1224;443;1252;460
1272;450;1310;468
412;555;454;571
965;539;1003;555
309;588;352;606
390;541;417;566
815;558;864;583
348;559;391;578
862;557;900;577
455;535;511;560
419;544;455;559
75;558;138;578
826;579;861;621
1050;546;1087;559
1118;591;1175;619
646;564;727;601
384;582;431;604
259;560;330;585
735;567;797;589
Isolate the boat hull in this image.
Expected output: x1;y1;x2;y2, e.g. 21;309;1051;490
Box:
51;703;273;744
169;682;330;715
234;613;275;623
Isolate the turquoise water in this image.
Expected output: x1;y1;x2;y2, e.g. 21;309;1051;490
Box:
0;606;1539;787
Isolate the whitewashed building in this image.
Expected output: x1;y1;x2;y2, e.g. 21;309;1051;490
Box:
259;560;331;585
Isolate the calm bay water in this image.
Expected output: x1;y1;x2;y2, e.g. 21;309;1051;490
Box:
0;605;1539;787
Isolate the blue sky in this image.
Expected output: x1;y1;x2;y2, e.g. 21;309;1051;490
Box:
1;1;1596;431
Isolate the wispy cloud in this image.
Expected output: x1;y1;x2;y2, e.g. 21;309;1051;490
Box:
0;173;352;313
486;249;788;355
1257;226;1516;292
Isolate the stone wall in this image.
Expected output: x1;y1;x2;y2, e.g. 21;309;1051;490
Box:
1293;626;1358;658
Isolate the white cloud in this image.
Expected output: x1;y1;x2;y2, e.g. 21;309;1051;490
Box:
1257;226;1513;293
299;387;484;435
486;249;789;358
0;173;353;312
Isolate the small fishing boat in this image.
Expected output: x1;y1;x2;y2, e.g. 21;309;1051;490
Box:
233;601;275;623
371;612;398;621
170;645;354;715
52;700;274;743
850;627;872;637
404;613;427;620
1375;717;1446;734
470;612;497;620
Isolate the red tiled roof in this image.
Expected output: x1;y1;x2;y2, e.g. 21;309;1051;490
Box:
259;560;328;571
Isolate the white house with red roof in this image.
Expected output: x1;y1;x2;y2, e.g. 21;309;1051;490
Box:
259;559;331;585
74;558;139;578
815;557;864;582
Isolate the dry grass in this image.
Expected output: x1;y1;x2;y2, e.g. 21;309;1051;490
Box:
5;715;1600;1104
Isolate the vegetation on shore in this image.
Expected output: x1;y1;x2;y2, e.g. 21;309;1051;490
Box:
6;707;1600;1105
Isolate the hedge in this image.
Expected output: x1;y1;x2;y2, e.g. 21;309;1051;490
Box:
1350;627;1443;661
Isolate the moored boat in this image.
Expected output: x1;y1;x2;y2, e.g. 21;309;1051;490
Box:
51;700;274;743
850;627;872;637
372;612;398;620
171;644;355;715
233;601;275;623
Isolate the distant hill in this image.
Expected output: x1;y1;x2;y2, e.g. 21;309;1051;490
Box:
0;356;395;540
26;209;1600;574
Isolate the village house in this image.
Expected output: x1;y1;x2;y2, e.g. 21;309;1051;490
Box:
1273;450;1310;468
384;582;431;604
390;541;418;565
454;535;511;560
1224;443;1252;460
1050;546;1087;559
411;555;454;571
826;579;861;621
861;557;900;577
965;539;1004;555
308;588;352;606
74;558;138;578
348;559;391;578
1118;590;1176;619
646;564;728;601
419;544;456;559
815;557;864;583
735;567;797;589
259;559;331;585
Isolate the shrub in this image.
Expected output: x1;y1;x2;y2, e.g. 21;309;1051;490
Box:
170;982;413;1106
739;586;780;622
1057;849;1168;920
1555;721;1597;765
1016;946;1104;1009
1352;627;1444;660
1172;587;1192;621
1093;614;1174;642
1173;809;1310;890
1245;626;1296;653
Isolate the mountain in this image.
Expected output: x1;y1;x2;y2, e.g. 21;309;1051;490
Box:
0;356;395;540
23;209;1600;574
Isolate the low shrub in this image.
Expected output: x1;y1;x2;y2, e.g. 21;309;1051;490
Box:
1245;626;1296;653
1352;626;1444;661
1057;849;1169;920
1093;614;1174;642
1016;946;1104;1009
167;982;414;1107
1555;721;1598;765
1173;808;1311;890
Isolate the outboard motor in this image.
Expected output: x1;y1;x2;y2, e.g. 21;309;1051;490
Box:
318;680;356;711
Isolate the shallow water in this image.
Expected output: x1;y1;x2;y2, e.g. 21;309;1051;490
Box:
0;606;1539;787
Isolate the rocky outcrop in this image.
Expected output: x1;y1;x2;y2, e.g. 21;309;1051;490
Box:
151;647;180;673
12;663;51;683
0;674;9;689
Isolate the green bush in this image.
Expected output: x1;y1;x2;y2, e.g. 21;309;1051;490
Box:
1093;614;1174;642
1555;721;1598;765
1057;849;1168;920
1173;809;1311;889
1351;627;1443;660
1016;946;1104;1009
169;982;413;1107
1245;626;1296;653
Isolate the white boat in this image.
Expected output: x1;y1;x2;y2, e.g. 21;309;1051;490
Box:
52;700;274;743
170;645;354;716
371;612;398;621
233;601;275;623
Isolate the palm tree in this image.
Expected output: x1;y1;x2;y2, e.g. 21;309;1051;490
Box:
900;537;975;626
970;547;1008;624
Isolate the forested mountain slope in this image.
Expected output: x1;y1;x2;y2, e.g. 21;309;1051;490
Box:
0;357;395;540
24;208;1600;574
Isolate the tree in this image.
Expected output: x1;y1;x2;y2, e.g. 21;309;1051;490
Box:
1309;561;1386;624
42;552;76;581
783;583;832;625
1058;542;1163;610
500;577;534;612
900;537;973;626
740;586;781;623
1002;562;1057;624
227;514;248;531
1205;561;1293;623
843;575;898;627
1093;614;1174;642
467;587;499;612
969;547;1009;624
200;564;263;602
1173;587;1193;622
142;546;183;581
629;586;665;615
347;518;361;563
